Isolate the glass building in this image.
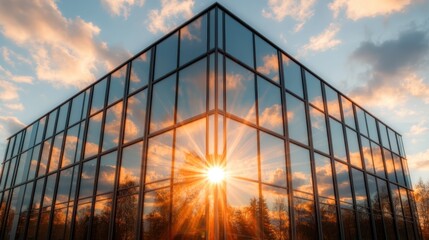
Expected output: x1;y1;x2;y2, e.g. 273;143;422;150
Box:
0;3;421;240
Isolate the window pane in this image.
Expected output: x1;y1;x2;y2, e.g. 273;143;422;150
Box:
390;184;403;217
115;193;139;239
325;85;341;120
225;58;256;123
258;77;283;134
225;15;253;67
108;65;127;105
22;123;37;151
145;131;173;186
371;142;385;178
261;185;290;238
286;93;308;145
367;175;380;212
28;145;40;180
45;110;57;139
85;112;103;158
346;128;362;168
305;71;323;110
335;161;353;204
179;14;207;65
120;141;142;189
124;89;147;143
154;33;178;80
102;102;123;151
92;198;111;240
283;54;303;97
379;122;389;149
294;197;317;239
79;159;96;199
365;114;378;144
377;178;392;213
227;119;258;180
384;149;396;182
130;51;151;93
43;173;57;207
402;158;411;187
393;154;405;186
150;74;176;133
142;188;170;239
361;136;374;173
260;132;286;187
388;128;399;154
356;107;368;136
62;122;83;167
290;143;312;194
315;153;335;201
97;151;117;195
15;150;31;185
320;203;339;239
310;107;329;154
91;79;107;114
255;36;279;82
177;58;207;121
341;96;355;129
56;167;73;204
330;118;346;161
35;117;46;144
358;211;373;239
49;132;64;173
74;201;92;239
352;169;368;207
341;208;357;239
38;140;51;176
69;92;85;126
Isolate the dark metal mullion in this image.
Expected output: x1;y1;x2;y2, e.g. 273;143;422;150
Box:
204;13;211;238
220;11;227;238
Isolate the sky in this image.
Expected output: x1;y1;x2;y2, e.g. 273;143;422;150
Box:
0;0;428;185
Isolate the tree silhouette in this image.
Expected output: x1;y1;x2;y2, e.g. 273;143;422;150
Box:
415;178;429;239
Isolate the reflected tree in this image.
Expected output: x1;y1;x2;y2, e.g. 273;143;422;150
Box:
415;178;429;239
143;189;170;240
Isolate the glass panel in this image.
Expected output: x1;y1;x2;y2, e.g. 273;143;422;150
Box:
218;9;223;50
225;58;256;123
260;132;286;187
315;153;335;201
371;142;385;178
177;58;207;121
400;188;411;219
5;137;14;160
384;149;396;182
108;65;127;105
56;167;73;204
15;151;31;185
209;53;215;111
62;123;80;167
124;89;147;143
35;117;46;144
320;203;339;239
43;173;57;207
283;54;303;98
346;128;362;168
79;159;96;199
390;183;403;217
361;136;374;173
145;131;173;186
286;93;308;145
329;118;346;161
32;178;45;209
305;71;323;110
130;51;151;93
226;179;259;239
402;158;411;187
69;92;85;126
290;144;313;194
310;107;329;154
91;197;111;240
358;211;373;239
142;188;170;239
115;193;139;239
225;15;253;67
367;175;380;212
384;214;395;240
5;158;16;188
377;179;391;213
85;112;103;158
341;208;357;239
335;161;353;204
379;122;390;149
261;185;290;239
257;77;283;134
38;140;51;176
179;14;207;65
352;169;368;207
341;96;355;129
150;74;176;133
154;32;178;80
55;103;69;133
388;128;399;154
356;107;368;136
374;214;385;239
227;119;258;180
49;132;63;173
22;123;37;151
119;141;143;189
294;197;317;239
12;131;23;157
217;53;224;111
91;78;107;114
393;154;405;186
366;114;379;143
28;145;40;180
255;36;279;82
97;151;117;195
74;201;92;239
398;135;405;157
209;9;215;50
102;102;123;151
325;85;341;120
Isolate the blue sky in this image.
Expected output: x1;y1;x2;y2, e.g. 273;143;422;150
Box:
0;0;428;185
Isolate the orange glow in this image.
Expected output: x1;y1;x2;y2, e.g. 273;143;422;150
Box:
206;166;225;183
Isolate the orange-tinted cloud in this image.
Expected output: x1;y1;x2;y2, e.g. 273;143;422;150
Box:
147;0;194;34
302;23;341;54
101;0;144;18
330;0;412;20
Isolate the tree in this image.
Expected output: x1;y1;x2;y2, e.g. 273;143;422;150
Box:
415;178;429;239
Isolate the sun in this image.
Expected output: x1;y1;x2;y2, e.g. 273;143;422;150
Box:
206;166;225;183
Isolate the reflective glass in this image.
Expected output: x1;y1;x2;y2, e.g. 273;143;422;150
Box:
92;197;111;240
325;85;341;120
15;150;31;185
377;179;391;213
38;140;51;176
74;201;92;239
227;119;258;180
400;187;411;219
62;122;84;167
346;128;362;168
379;122;389;149
209;53;215;111
12;131;22;157
85;112;103;158
371;142;385;178
35;117;46;144
218;53;224;111
225;58;256;123
56;167;73;204
150;74;176;133
341;208;357;239
358;211;373;239
388;128;399;154
367;175;380;212
217;9;223;50
260;132;286;187
115;193;139;239
310;107;329;154
305;71;323;110
283;54;303;97
97;151;117;195
290;144;313;194
352;169;368;207
130;51;151;93
294;197;317;239
209;9;215;50
142;188;170;239
5;158;16;188
32;178;45;209
119;141;143;189
384;149;396;182
398;135;405;157
356;107;368;136
315;153;335;201
45;110;57;139
69;92;86;126
255;36;279;82
257;77;283;134
79;159;97;199
225;15;253;67
49;132;64;173
43;173;57;207
361;136;374;173
108;65;126;105
145;131;173;187
154;32;178;80
335;161;353;204
261;185;290;239
102;102;123;151
402;158;411;187
320;203;339;239
286;93;308;145
341;96;355;129
28;145;40;180
393;154;405;186
180;15;207;65
177;58;207;121
91;78;107;114
366;114;379;143
329;118;346;161
22;123;37;151
124;89;147;143
390;183;403;217
374;214;385;239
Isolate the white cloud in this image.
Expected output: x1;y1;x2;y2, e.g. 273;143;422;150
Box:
0;116;25;136
408;149;429;171
0;0;129;88
0;80;20;101
330;0;412;20
0;65;33;84
262;0;316;32
5;103;24;111
1;47;32;66
147;0;194;34
101;0;145;18
302;23;341;53
409;120;429;136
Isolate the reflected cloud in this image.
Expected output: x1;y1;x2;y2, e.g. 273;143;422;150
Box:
259;104;283;129
258;54;279;81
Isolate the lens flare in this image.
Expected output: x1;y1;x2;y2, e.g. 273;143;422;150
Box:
207;167;225;183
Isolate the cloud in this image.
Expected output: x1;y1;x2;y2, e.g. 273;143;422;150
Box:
147;0;194;34
0;116;25;136
302;23;341;54
101;0;144;18
1;47;32;66
409;120;429;136
330;0;412;20
0;0;129;88
0;65;33;84
4;103;24;111
408;149;429;171
262;0;316;32
0;80;20;101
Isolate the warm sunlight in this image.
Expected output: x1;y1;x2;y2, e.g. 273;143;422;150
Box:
207;166;225;183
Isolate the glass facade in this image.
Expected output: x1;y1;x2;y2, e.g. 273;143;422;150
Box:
0;4;420;239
